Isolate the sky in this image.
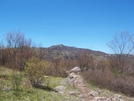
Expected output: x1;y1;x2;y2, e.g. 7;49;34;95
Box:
0;0;134;53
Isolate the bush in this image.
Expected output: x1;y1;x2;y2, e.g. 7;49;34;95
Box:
82;60;134;96
25;57;51;87
45;58;69;77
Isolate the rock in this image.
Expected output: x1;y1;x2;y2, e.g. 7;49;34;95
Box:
105;98;113;101
76;76;84;84
67;72;85;86
89;90;100;97
114;94;123;99
67;72;78;85
112;94;123;101
54;86;66;93
70;66;81;73
34;78;43;86
44;76;49;78
78;94;87;98
68;72;77;79
93;97;107;101
69;90;81;96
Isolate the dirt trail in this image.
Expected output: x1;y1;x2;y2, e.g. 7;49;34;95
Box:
70;73;93;101
76;81;93;101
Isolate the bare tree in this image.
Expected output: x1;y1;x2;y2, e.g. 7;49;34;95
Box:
107;31;134;75
2;30;34;70
5;30;31;48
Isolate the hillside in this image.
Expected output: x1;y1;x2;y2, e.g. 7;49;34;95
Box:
38;44;107;60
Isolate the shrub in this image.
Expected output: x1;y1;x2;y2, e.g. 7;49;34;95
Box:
77;53;92;71
82;60;134;96
25;57;51;87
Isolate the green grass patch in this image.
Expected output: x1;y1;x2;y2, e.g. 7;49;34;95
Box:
0;66;76;101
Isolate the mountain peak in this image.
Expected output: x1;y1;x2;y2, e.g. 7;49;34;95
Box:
49;44;65;48
54;44;65;47
49;44;77;49
46;44;107;60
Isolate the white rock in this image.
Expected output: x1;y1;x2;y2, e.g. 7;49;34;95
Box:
69;72;77;79
114;94;123;99
54;86;66;92
93;97;107;100
44;76;49;78
89;90;100;97
78;94;87;98
69;90;81;96
70;66;81;73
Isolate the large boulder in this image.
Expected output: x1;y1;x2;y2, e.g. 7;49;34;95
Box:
70;66;81;73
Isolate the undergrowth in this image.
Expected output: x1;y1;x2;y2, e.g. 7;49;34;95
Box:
82;68;134;97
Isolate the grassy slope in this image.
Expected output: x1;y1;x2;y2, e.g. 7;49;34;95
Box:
1;66;134;101
0;66;79;101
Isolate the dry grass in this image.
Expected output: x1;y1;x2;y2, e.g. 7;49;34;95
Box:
82;67;134;97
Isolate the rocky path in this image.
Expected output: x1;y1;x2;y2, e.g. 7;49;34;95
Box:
54;71;134;101
68;72;93;101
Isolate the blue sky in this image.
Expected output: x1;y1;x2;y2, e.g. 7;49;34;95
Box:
0;0;134;53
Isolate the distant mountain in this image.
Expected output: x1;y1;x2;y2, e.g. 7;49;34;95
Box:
41;44;107;60
48;44;77;50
